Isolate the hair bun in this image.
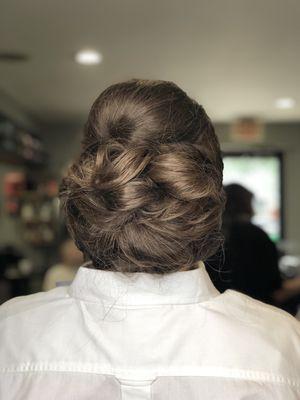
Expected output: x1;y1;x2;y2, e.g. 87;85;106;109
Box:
60;79;224;273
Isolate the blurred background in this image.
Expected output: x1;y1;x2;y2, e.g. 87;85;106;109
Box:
0;0;299;312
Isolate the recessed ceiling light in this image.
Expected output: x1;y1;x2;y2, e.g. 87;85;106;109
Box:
74;49;102;65
275;97;295;109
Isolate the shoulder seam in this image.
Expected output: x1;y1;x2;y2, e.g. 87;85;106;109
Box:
0;363;299;389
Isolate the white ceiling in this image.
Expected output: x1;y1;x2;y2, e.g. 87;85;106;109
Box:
0;0;300;125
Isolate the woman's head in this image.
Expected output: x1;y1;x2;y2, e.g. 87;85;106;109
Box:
224;183;254;221
59;79;225;273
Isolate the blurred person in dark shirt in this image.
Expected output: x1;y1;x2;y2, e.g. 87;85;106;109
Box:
207;183;300;314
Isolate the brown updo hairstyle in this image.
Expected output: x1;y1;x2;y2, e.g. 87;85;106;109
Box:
59;79;225;273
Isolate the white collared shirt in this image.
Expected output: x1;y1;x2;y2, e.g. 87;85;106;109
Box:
1;261;300;399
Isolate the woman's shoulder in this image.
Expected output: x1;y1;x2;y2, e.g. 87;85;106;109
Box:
212;289;300;354
0;286;75;370
202;289;300;382
0;286;70;321
218;289;300;330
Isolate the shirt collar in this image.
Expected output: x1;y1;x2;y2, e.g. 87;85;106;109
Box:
68;261;220;306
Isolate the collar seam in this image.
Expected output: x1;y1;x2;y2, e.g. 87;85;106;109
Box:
68;289;220;307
